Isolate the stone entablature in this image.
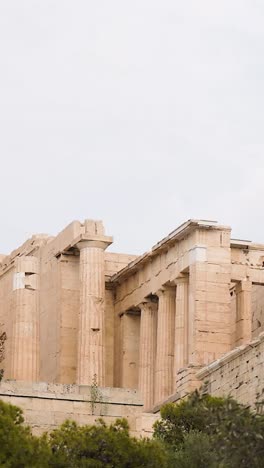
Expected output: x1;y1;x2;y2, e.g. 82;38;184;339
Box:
1;217;264;413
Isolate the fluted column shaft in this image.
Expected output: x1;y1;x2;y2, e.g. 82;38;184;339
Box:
76;241;107;386
155;286;176;404
11;257;39;381
138;301;157;410
120;312;140;389
174;277;189;391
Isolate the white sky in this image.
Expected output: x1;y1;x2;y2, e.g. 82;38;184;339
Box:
1;1;264;255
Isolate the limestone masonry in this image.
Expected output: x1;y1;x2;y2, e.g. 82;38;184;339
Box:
1;218;264;433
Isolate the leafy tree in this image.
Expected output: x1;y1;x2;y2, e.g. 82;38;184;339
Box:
0;399;50;467
154;390;264;468
214;398;264;468
0;397;168;468
153;390;227;449
3;389;264;468
48;417;168;467
169;431;219;468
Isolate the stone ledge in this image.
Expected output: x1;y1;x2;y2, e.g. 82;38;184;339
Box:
0;380;143;406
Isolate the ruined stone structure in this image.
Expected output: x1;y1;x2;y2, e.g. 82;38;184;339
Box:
1;218;264;432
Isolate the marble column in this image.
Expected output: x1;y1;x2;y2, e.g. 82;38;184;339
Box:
138;300;157;409
120;311;140;389
76;236;111;386
174;276;189;391
11;256;39;381
236;279;252;346
155;286;176;404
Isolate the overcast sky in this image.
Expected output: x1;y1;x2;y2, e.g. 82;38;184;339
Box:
0;1;264;255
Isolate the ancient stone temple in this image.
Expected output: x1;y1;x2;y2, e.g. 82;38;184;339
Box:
1;218;264;434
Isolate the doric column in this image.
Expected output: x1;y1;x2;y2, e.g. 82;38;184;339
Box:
120;311;140;389
236;279;252;346
174;276;189;391
11;256;39;381
138;300;157;410
155;286;176;404
76;221;112;386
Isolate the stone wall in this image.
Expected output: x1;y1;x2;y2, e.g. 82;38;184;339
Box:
0;380;147;437
197;332;264;408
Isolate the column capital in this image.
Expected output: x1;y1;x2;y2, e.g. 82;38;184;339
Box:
236;279;252;293
139;300;158;313
119;309;140;317
156;285;175;298
77;236;112;251
173;275;189;286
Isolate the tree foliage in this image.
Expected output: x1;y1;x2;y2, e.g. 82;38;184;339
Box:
0;399;168;467
48;418;168;467
0;400;49;467
154;389;264;468
2;390;264;467
169;431;219;468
